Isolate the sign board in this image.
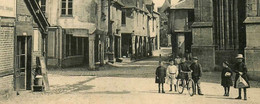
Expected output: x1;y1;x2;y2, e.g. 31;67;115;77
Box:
39;56;50;91
0;0;16;17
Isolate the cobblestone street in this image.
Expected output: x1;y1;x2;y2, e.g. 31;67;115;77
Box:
1;48;260;104
2;75;260;104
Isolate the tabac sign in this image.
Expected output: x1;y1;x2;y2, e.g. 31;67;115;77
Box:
0;0;16;17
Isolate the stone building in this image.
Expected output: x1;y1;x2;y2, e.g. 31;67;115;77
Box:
107;0;124;63
158;6;171;47
164;0;260;79
43;0;124;67
43;0;100;68
164;0;194;59
0;0;50;97
0;0;16;98
120;0;160;59
15;0;50;91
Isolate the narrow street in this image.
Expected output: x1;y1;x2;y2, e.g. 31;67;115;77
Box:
1;47;260;104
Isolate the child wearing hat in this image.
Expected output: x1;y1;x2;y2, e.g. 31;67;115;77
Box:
221;61;233;96
233;54;250;100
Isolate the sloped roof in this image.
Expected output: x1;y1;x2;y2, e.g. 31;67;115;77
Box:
159;0;171;12
170;0;194;9
143;0;153;5
121;0;136;7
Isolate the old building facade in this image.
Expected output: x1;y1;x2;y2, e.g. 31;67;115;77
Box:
121;0;160;60
0;0;50;97
164;0;260;79
44;0;101;69
0;0;16;98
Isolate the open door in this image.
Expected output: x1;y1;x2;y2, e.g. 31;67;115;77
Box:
16;36;32;90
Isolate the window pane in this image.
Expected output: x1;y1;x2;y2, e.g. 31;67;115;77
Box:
61;9;66;15
122;11;126;24
62;2;66;8
41;7;46;12
71;36;76;56
62;0;66;2
41;0;46;5
68;0;73;2
68;2;73;8
66;35;70;56
68;9;73;15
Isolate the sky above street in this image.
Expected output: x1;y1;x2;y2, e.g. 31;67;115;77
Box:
153;0;179;8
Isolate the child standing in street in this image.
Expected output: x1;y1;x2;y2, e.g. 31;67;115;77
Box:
166;59;178;92
221;61;233;96
155;61;167;93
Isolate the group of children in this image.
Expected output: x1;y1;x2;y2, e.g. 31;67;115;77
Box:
155;54;250;100
155;56;203;95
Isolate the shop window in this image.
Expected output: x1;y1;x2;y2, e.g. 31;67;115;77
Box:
66;34;72;56
78;38;83;55
71;36;76;55
61;0;73;16
66;34;84;56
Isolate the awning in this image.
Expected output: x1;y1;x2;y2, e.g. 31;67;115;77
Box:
64;28;89;37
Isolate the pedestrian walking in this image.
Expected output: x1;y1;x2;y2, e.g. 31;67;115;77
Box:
155;61;167;93
166;59;179;92
189;57;204;95
221;61;233;96
233;54;250;100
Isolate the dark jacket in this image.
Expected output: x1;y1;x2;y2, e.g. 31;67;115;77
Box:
155;66;166;83
221;67;233;87
178;62;191;79
233;62;250;88
190;63;202;78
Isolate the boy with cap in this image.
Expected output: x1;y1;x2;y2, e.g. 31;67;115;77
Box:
155;61;167;93
190;57;204;95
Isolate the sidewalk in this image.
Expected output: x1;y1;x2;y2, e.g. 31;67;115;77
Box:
108;47;172;68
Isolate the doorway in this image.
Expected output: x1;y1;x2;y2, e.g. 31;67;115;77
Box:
16;36;32;90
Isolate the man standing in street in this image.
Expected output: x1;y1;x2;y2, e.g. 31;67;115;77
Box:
233;54;250;100
155;61;167;93
190;57;204;95
166;60;179;92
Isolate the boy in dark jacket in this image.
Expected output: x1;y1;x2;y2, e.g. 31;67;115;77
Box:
155;61;166;93
190;57;203;95
221;61;233;96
